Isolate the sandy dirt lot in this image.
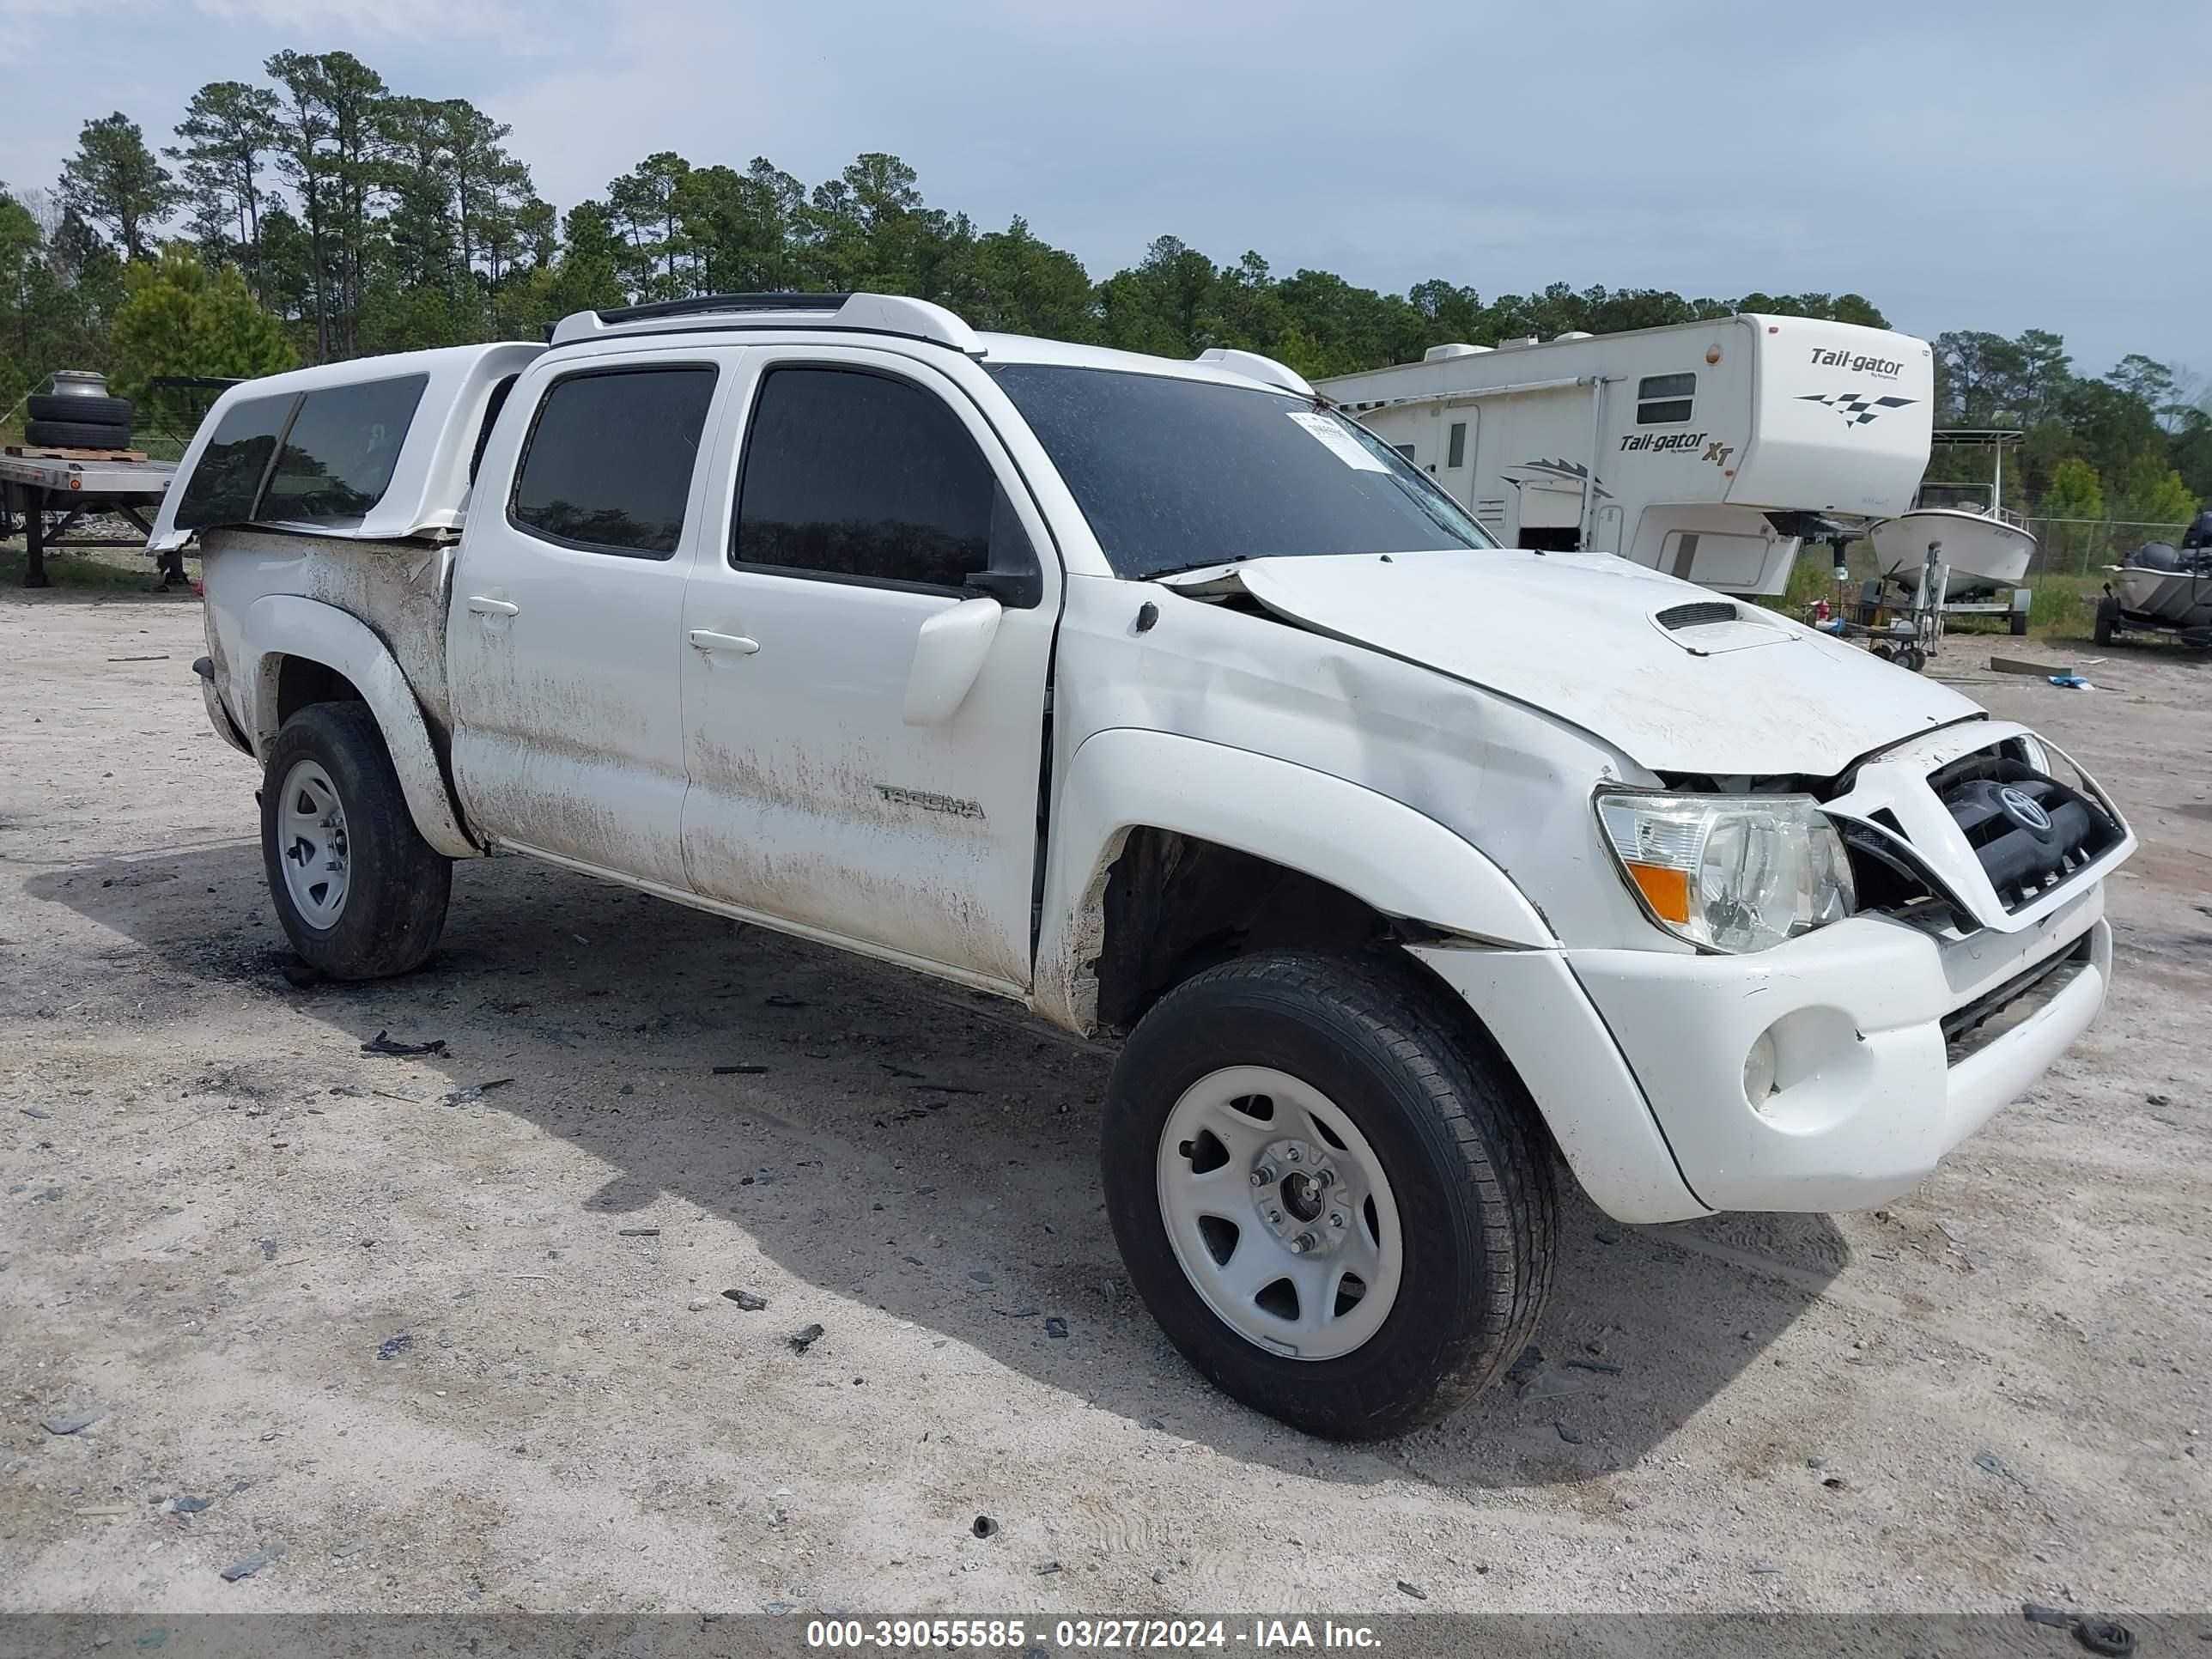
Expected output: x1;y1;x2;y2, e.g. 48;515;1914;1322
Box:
1;584;2206;1620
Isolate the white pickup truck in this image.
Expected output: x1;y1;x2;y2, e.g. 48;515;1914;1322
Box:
152;293;2133;1438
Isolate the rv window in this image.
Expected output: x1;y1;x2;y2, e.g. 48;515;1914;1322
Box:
1637;373;1696;426
1446;422;1468;469
509;365;718;558
173;393;295;530
1394;443;1417;463
733;367;1000;592
259;374;429;525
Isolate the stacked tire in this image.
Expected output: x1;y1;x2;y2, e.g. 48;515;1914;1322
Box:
23;392;134;452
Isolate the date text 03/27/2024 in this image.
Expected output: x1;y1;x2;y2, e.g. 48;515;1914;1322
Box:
804;1619;1385;1650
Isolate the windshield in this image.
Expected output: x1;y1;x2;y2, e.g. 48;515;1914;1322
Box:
988;364;1496;579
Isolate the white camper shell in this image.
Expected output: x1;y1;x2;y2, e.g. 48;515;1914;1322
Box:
1318;315;1935;596
148;343;545;554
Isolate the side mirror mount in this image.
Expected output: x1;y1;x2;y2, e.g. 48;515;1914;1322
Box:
902;595;1003;726
963;567;1041;609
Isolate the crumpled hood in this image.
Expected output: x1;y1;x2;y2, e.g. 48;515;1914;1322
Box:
1177;550;1984;776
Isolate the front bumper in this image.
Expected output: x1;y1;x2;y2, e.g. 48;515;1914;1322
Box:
1570;884;2109;1212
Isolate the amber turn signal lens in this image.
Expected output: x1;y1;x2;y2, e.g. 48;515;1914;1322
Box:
1625;861;1692;923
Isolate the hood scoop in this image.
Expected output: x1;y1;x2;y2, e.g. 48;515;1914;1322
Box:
1649;598;1791;657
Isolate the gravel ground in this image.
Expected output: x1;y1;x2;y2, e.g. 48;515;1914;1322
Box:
1;587;2205;1619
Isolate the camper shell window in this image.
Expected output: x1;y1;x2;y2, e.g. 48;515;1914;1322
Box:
173;394;292;531
260;374;428;526
172;376;430;531
1637;373;1696;426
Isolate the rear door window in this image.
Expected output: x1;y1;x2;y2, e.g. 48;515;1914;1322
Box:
260;374;428;525
509;366;718;557
733;366;997;591
174;393;292;530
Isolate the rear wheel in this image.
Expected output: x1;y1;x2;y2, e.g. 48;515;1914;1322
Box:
1101;951;1556;1439
261;702;451;979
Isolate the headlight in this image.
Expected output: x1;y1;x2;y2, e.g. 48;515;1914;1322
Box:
1595;791;1855;952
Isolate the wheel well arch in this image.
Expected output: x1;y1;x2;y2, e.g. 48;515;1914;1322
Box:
1090;830;1569;1171
238;595;481;860
1093;827;1422;1032
273;653;366;730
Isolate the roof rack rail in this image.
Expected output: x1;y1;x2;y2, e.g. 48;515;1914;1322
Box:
1193;347;1315;398
549;291;987;357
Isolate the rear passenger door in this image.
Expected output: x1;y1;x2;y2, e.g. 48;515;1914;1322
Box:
678;348;1058;994
447;350;725;888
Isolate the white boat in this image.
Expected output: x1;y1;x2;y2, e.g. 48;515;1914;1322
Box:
1869;430;2037;590
1869;502;2036;587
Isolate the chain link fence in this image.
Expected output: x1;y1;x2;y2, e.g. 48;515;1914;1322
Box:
2022;516;2194;576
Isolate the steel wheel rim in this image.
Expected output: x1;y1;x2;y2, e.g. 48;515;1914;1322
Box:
1156;1065;1404;1361
276;758;350;930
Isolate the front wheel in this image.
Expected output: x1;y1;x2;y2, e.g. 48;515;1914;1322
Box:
1100;951;1556;1439
261;701;452;979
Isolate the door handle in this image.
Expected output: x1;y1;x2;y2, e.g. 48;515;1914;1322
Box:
466;596;520;617
688;629;761;656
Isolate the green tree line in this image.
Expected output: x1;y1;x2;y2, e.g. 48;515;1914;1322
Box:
3;46;2203;539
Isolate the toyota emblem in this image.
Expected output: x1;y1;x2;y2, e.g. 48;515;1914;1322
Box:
1997;786;2053;833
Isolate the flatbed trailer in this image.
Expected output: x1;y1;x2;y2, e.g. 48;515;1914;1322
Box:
0;449;178;587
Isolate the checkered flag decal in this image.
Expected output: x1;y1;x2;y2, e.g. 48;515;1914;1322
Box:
1800;391;1917;426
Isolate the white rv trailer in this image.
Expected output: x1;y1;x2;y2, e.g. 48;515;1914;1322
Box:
1317;315;1936;597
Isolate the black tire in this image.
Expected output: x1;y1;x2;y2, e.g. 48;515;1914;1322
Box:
22;417;131;450
261;701;452;979
27;393;131;427
1101;951;1557;1439
2094;598;2118;647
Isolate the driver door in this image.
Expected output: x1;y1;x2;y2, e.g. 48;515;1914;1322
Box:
677;349;1059;993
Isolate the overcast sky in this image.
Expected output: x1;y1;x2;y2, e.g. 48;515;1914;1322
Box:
5;0;2206;381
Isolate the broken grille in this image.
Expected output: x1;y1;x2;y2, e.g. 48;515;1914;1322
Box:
1929;749;2124;913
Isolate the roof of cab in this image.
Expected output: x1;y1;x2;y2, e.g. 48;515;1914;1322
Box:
149;341;544;551
544;291;1314;394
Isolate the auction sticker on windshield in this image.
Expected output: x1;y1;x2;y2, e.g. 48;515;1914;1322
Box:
1285;409;1389;471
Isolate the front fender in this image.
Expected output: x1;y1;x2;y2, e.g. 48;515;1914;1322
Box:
240;593;482;859
1033;727;1553;1032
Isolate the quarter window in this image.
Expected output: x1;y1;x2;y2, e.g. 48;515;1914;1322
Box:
510;366;717;557
734;367;1000;591
1637;372;1696;425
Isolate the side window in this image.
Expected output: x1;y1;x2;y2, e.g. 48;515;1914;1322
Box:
1392;442;1417;463
174;393;294;530
261;374;428;525
1446;422;1468;469
734;366;1006;592
510;366;717;558
1637;373;1696;426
